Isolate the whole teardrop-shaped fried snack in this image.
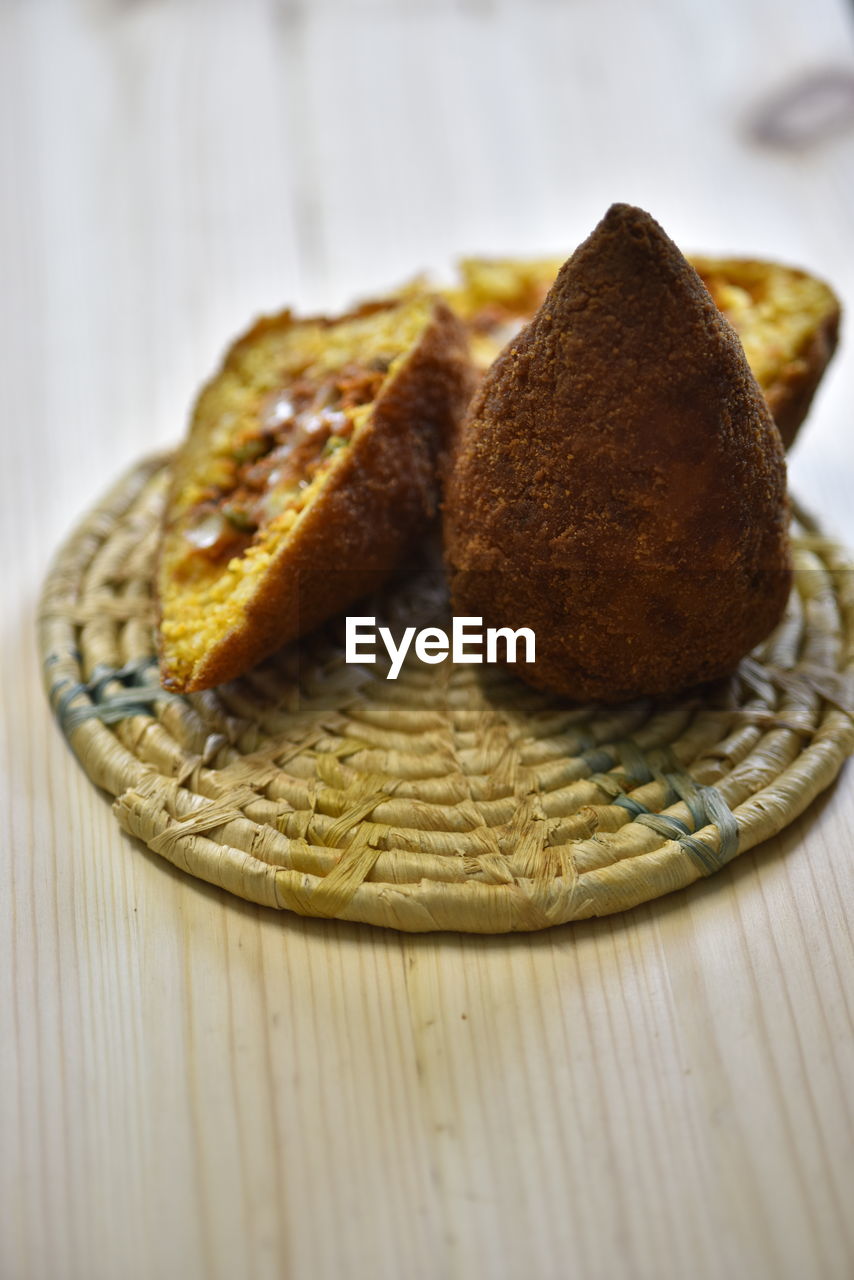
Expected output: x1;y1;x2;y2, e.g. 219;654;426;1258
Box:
157;294;474;692
444;249;839;448
443;203;792;703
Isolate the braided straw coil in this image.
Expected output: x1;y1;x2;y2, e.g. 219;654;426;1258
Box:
39;455;854;932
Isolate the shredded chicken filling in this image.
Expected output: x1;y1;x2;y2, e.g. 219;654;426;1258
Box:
183;360;388;562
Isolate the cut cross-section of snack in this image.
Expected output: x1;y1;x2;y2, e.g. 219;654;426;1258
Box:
442;251;839;448
157;294;474;692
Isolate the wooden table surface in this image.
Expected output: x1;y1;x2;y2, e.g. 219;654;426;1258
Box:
2;1;854;1277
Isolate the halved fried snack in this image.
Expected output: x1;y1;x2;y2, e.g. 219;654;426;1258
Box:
443;252;840;448
442;256;565;370
157;295;474;692
689;256;840;449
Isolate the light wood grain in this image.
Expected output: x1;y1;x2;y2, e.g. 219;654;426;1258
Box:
2;0;854;1277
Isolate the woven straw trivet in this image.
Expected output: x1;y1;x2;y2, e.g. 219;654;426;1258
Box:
39;455;854;932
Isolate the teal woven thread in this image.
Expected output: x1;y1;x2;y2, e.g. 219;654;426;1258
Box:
599;750;740;877
699;785;740;863
635;812;693;841
613;794;648;817
667;772;709;832
47;656;179;737
616;739;655;785
581;747;615;774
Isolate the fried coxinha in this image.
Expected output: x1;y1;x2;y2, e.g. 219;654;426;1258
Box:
441;251;839;449
159;239;838;694
157;295;474;692
444;204;793;703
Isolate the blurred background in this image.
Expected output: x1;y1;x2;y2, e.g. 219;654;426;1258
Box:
3;3;854;1278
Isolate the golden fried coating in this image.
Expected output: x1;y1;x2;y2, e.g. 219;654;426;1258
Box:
444;250;839;449
443;203;792;703
158;295;475;692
